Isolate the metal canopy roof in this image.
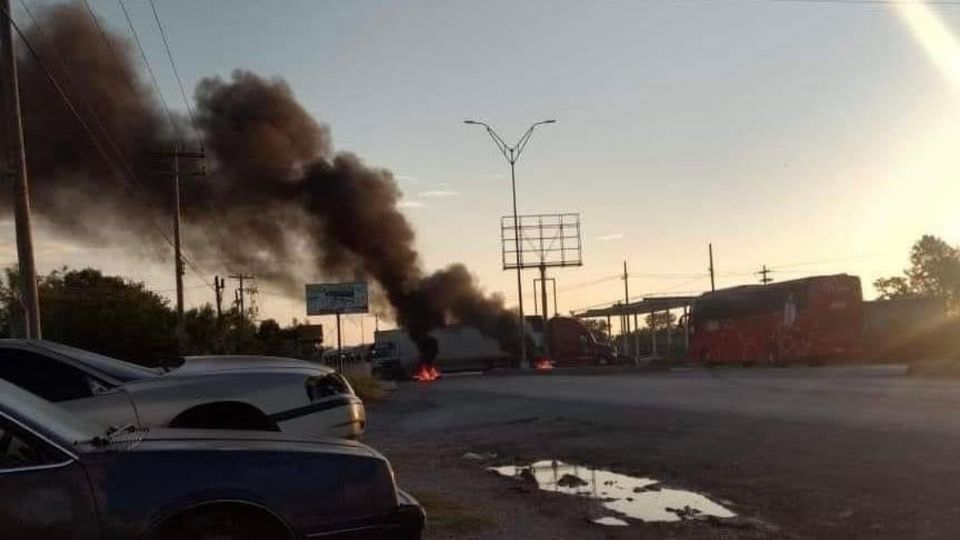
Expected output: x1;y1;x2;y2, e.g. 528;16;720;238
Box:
575;295;699;318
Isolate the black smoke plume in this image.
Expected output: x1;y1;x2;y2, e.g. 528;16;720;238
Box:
4;3;519;354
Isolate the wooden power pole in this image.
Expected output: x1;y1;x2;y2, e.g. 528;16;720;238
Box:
152;146;204;319
622;260;630;356
758;265;774;285
230;273;255;317
1;0;40;338
214;275;224;319
708;243;716;292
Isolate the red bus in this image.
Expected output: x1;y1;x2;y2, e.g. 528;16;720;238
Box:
687;274;863;365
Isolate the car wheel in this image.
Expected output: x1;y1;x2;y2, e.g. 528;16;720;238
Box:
147;504;291;540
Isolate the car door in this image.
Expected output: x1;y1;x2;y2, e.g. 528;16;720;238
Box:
0;415;99;540
0;347;139;427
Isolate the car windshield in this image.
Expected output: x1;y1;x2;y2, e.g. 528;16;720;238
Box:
0;379;102;445
37;341;161;382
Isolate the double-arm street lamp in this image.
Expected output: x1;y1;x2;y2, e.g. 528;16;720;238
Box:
464;119;556;368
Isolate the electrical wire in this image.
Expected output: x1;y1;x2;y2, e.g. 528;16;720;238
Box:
147;0;200;146
670;0;960;5
116;0;180;139
719;252;884;277
558;274;621;292
143;0;234;273
17;0;139;185
78;0;233;278
2;4;215;294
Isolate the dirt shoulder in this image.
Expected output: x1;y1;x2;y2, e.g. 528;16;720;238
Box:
366;372;960;540
366;387;783;539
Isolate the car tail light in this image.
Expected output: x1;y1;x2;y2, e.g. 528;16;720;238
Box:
306;373;353;401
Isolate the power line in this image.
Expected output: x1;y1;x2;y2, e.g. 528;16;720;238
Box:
79;0;230;279
80;0;134;92
755;0;960;5
672;0;960;6
17;0;143;187
147;0;199;145
116;0;180;139
3;5;215;294
144;0;228;279
719;252;885;277
558;274;621;292
145;0;235;276
631;272;709;278
768;253;881;270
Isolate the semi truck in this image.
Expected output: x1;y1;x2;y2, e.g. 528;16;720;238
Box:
371;326;510;379
528;316;619;366
372;316;616;379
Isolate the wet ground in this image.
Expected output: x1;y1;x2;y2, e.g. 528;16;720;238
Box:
486;458;737;525
366;365;960;539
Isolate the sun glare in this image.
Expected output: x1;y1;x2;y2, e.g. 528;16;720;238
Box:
894;0;960;86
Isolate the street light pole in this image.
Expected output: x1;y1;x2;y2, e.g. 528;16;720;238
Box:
464;119;556;369
508;148;526;367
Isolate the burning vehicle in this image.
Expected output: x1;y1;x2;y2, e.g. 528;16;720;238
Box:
372;327;510;380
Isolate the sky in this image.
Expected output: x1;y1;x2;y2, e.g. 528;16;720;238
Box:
5;0;960;346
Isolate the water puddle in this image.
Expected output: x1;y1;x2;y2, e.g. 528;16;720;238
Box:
487;459;736;526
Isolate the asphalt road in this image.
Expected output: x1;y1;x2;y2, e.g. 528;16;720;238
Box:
369;365;960;539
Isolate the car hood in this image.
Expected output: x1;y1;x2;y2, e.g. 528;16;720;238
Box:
168;355;333;376
78;427;377;457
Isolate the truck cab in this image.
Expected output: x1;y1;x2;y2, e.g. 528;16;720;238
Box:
528;316;618;366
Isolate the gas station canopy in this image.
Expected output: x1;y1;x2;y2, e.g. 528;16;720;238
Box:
575;296;699;319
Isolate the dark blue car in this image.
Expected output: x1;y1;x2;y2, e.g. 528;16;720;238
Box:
0;379;423;539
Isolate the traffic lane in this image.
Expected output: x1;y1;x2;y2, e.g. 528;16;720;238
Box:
420;366;960;436
372;378;960;539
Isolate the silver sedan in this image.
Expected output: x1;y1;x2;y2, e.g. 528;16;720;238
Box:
0;340;366;439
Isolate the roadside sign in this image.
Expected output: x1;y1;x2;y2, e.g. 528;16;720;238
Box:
305;282;368;315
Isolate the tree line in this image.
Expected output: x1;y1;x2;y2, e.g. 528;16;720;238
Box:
0;267;313;365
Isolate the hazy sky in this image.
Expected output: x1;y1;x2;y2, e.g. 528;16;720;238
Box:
6;0;960;345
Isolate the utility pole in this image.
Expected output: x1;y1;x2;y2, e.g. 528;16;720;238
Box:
758;265;774;285
152;145;204;319
708;243;716;292
213;275;224;320
539;265;550;357
1;0;40;338
539;265;549;322
622;260;630;357
229;273;255;317
335;310;343;372
550;278;557;316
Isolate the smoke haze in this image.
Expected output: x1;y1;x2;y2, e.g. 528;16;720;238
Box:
4;2;518;353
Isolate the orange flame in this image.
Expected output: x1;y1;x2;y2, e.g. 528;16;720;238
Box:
412;362;441;382
534;357;555;371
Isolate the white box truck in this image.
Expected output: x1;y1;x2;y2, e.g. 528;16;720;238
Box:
372;326;509;379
